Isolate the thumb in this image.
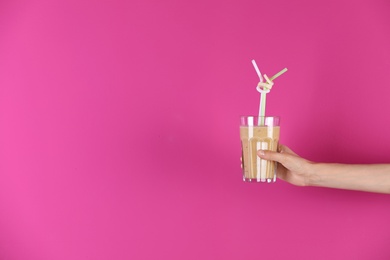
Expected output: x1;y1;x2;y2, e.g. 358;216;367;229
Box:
257;144;299;165
257;150;299;167
257;149;286;164
257;148;308;173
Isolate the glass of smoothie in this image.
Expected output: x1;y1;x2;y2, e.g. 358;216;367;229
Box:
240;116;280;183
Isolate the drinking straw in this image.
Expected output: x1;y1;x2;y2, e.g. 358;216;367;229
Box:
259;87;267;125
257;74;273;125
269;68;288;81
251;60;265;125
251;60;263;83
252;60;287;125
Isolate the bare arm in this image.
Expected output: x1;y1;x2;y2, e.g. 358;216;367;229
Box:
310;163;390;193
257;145;390;194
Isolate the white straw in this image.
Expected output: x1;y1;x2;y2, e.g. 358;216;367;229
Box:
251;60;263;83
252;59;266;124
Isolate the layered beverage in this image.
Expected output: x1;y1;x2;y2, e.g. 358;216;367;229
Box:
240;116;280;183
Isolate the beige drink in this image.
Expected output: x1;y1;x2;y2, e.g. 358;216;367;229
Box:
240;124;280;182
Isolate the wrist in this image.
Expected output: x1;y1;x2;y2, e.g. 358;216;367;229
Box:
304;161;323;187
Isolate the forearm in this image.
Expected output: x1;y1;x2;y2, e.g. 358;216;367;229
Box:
308;163;390;194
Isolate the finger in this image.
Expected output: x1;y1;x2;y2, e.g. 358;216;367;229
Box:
258;149;305;173
278;144;298;156
257;149;288;164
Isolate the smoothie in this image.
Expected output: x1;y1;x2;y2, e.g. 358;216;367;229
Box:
240;125;280;182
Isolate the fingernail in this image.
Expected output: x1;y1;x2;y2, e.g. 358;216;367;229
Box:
257;150;265;156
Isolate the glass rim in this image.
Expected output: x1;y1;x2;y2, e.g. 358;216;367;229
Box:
240;115;280;126
240;115;280;118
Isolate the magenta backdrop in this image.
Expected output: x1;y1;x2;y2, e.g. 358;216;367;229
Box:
1;0;390;259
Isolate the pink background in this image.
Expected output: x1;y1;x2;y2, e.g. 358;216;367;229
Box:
1;0;390;259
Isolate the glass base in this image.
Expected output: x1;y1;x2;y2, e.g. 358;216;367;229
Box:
243;177;276;183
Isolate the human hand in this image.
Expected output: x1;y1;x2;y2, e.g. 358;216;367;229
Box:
257;145;315;186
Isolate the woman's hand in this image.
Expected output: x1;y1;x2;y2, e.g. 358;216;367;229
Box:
257;145;316;186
